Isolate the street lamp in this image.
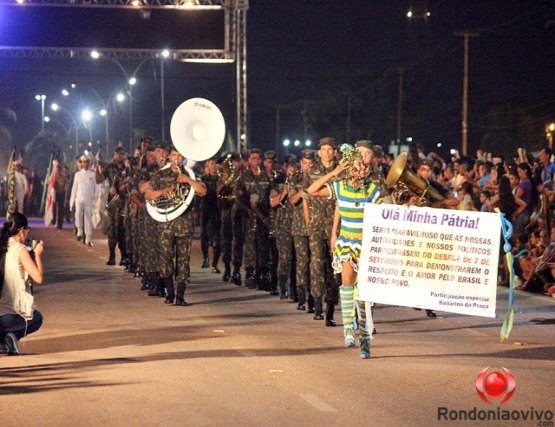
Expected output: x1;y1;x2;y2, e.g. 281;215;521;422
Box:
50;102;80;158
35;94;46;133
160;49;171;140
90;51;149;153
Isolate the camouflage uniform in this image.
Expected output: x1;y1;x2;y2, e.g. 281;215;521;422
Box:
100;161;129;264
290;172;311;308
270;174;294;298
150;165;196;304
304;161;340;313
200;173;221;270
236;168;263;288
138;163;161;293
123;158;140;272
251;171;275;291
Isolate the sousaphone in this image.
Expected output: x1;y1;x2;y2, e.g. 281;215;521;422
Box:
147;98;226;222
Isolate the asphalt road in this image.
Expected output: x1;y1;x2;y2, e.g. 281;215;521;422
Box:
1;220;553;427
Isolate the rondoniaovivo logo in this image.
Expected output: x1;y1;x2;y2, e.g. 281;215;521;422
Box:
475;367;516;403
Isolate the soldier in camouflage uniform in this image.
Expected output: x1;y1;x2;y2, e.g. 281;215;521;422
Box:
270;155;296;299
251;150;277;292
121;154;140;273
132;143;157;289
228;150;249;286
200;157;222;272
303;137;340;325
147;145;206;305
95;146;129;266
140;141;169;296
217;152;241;282
235;148;265;289
289;150;315;309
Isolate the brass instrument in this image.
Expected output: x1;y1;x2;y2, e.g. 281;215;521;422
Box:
386;152;445;206
147;98;225;222
217;153;238;209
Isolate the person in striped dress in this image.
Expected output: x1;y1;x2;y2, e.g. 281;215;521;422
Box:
308;141;382;359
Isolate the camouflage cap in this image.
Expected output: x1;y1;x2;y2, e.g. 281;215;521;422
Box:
154;140;170;151
241;149;250;160
301;149;316;161
318;137;336;149
370;144;384;157
355;140;373;149
283;154;297;164
264;150;277;161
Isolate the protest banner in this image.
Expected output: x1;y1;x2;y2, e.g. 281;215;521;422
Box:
358;204;501;318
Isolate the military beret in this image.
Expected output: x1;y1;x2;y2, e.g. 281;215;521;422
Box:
318;137;336;149
140;136;154;144
114;146;125;154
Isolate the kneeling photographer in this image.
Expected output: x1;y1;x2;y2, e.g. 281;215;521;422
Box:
0;213;44;355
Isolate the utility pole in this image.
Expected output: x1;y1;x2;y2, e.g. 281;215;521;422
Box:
396;67;404;156
455;31;479;157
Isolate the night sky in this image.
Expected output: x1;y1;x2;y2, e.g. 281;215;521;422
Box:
0;0;554;174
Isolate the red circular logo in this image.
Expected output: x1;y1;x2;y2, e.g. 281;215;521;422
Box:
476;367;516;403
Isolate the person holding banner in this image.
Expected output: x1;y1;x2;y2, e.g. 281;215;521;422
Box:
308;141;382;359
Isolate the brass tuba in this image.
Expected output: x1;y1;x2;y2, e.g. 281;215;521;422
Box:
386;152;445;206
147;98;225;222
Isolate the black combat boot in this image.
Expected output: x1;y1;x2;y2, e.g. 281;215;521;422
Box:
175;283;187;306
278;275;288;299
232;268;242;286
307;294;315;313
222;263;231;282
201;258;210;268
164;277;175;304
140;275;150;291
325;304;336;327
288;282;297;303
268;271;279;295
106;249;116;266
297;287;306;311
245;268;256;289
148;273;162;297
120;250;130;266
313;297;324;320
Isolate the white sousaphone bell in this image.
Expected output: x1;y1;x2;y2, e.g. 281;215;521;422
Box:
147;98;226;222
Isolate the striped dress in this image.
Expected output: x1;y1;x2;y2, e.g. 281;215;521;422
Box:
330;179;382;274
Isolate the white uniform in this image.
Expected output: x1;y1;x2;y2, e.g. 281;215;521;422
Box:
14;171;28;214
70;168;97;242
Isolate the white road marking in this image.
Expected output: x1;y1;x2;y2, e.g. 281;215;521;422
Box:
232;347;257;358
299;394;338;413
463;328;488;337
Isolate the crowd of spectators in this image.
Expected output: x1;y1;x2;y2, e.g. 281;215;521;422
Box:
410;144;555;298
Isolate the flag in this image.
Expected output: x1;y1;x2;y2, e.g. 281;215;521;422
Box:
43;158;58;227
40;151;54;215
6;146;16;217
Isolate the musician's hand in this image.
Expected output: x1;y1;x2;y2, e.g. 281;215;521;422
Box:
177;173;191;184
161;187;173;197
109;185;117;196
